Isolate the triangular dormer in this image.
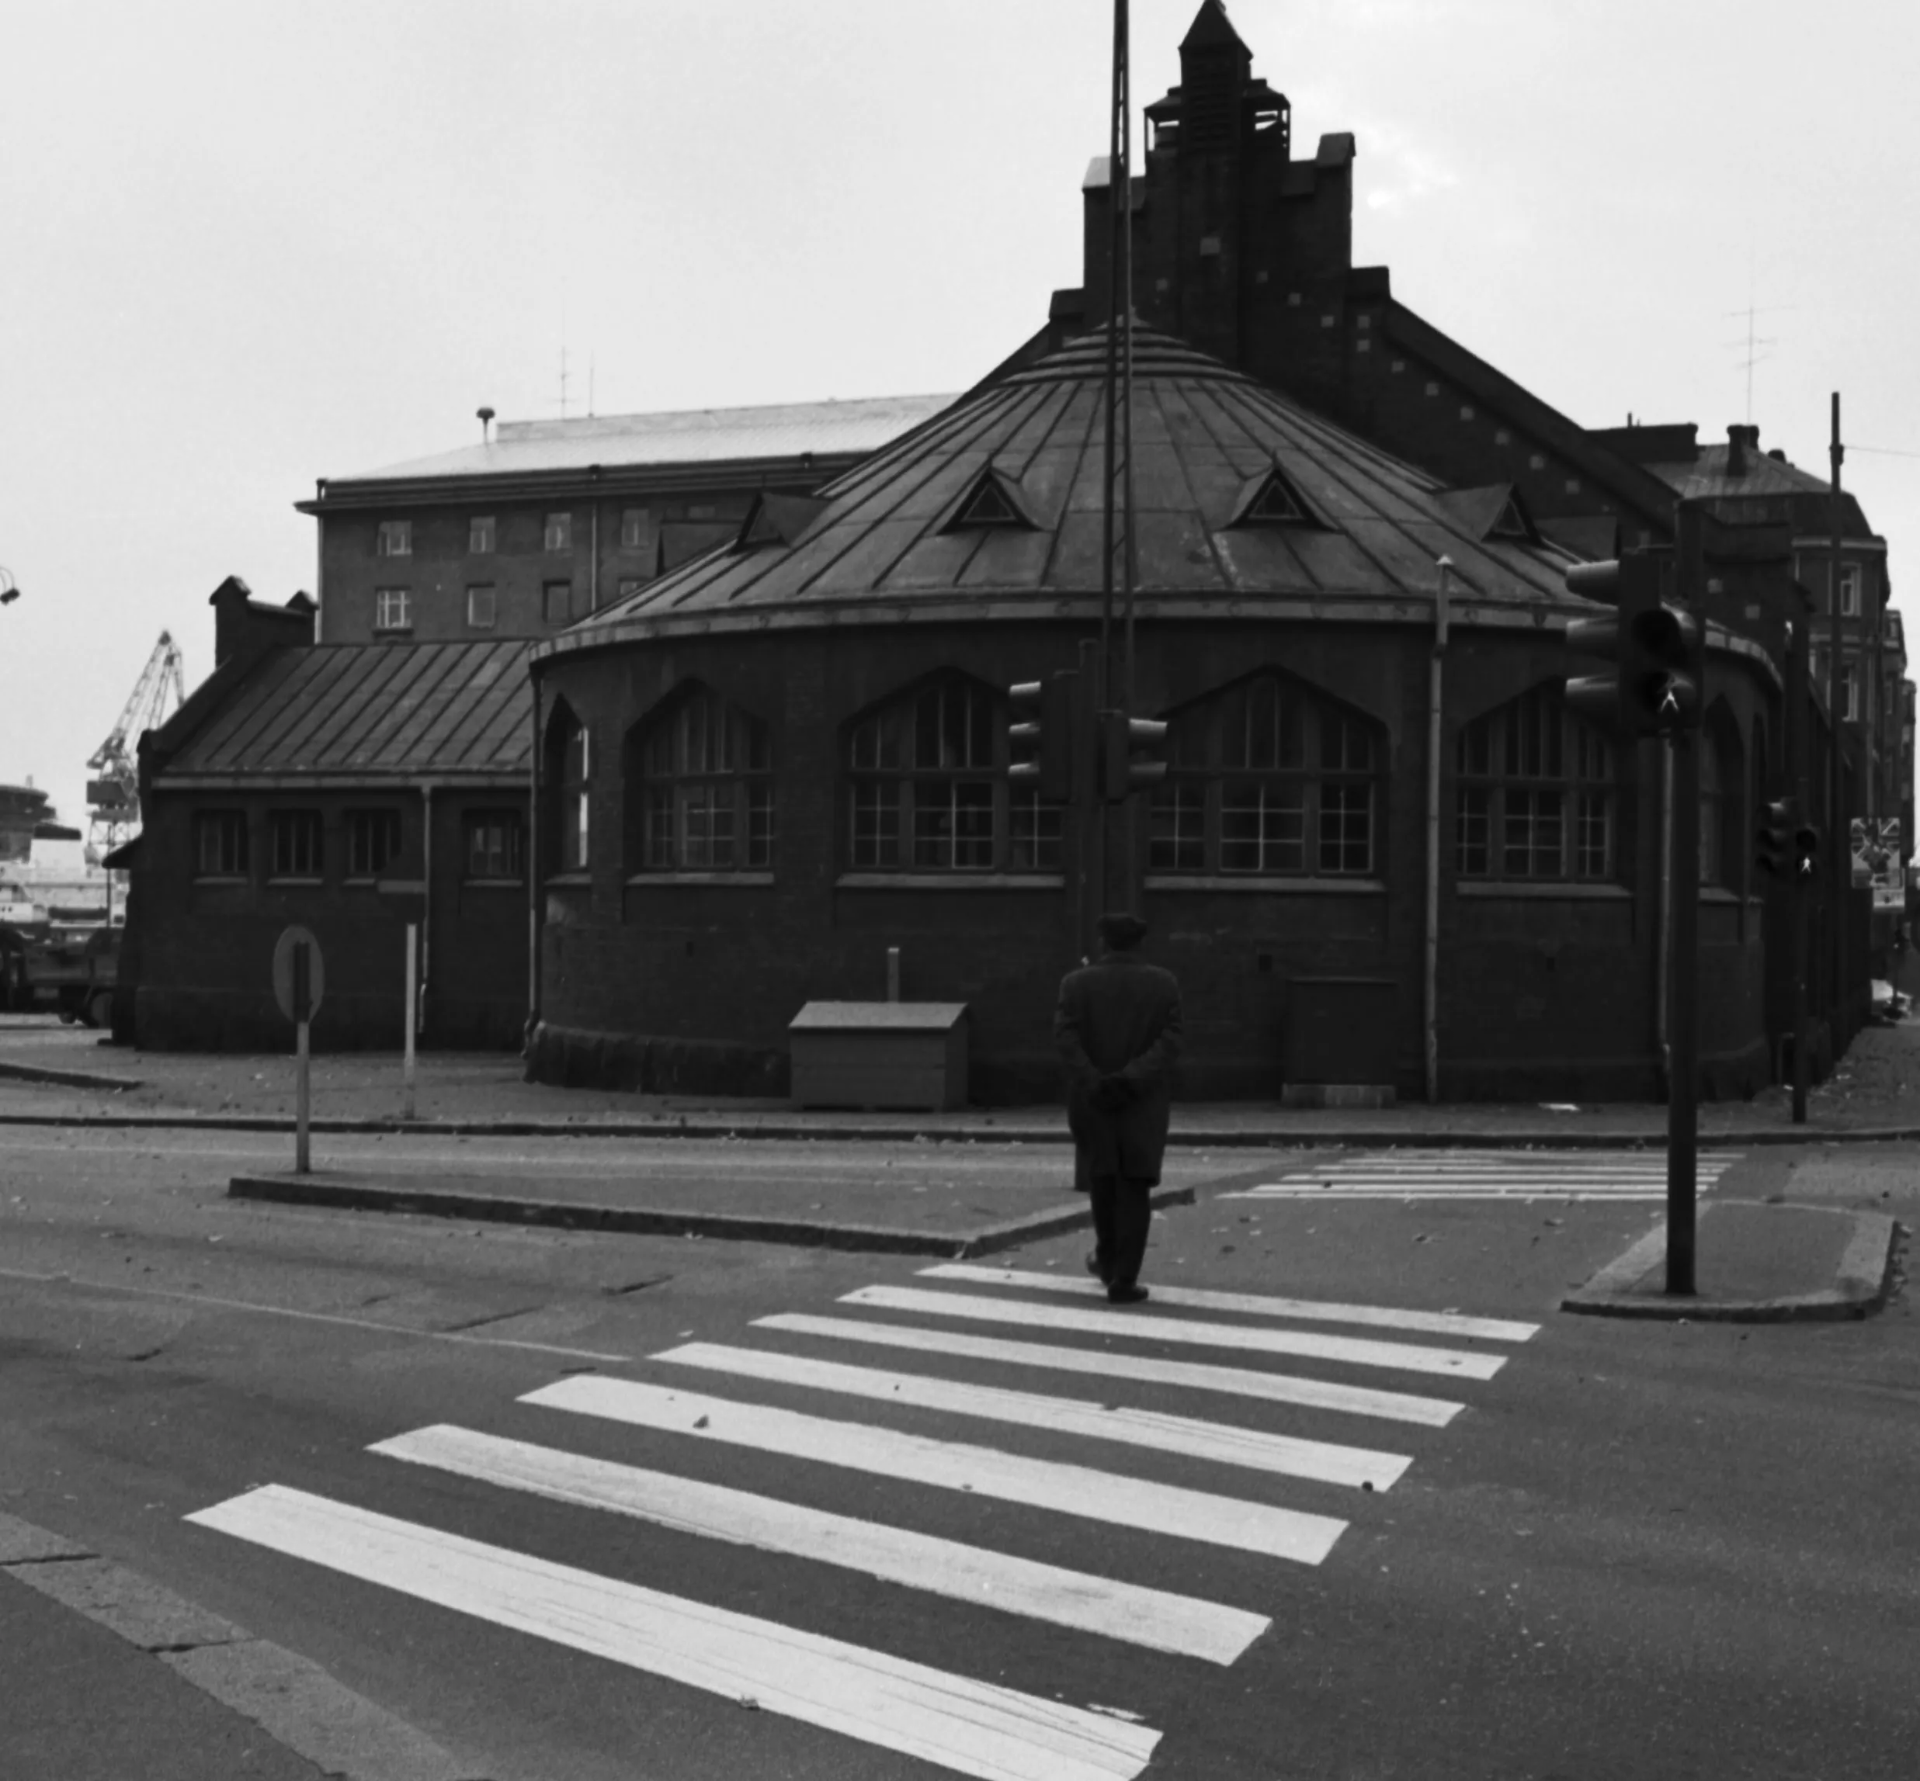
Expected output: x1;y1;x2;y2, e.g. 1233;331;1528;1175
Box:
941;465;1037;532
1433;483;1539;545
736;491;830;551
1227;458;1320;529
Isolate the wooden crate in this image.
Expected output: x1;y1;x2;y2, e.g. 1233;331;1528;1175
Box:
788;1002;969;1111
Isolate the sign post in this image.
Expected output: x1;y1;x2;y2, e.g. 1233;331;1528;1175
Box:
272;925;325;1175
377;879;428;1123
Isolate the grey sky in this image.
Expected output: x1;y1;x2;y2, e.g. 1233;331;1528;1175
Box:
4;0;1914;827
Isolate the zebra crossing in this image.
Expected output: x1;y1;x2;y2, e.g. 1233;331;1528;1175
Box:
1221;1146;1744;1202
186;1260;1539;1781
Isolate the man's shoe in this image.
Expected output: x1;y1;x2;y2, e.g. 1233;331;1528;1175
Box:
1085;1250;1111;1285
1107;1283;1149;1305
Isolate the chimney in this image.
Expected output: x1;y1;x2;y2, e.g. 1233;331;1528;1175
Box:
1726;423;1760;477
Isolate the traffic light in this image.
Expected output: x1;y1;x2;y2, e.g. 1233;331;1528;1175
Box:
1793;823;1821;881
1007;672;1075;802
1563;548;1703;737
1755;797;1796;877
1100;710;1168;803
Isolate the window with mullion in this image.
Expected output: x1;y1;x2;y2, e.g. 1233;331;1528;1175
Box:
1148;675;1379;876
1456;685;1615;881
634;687;774;873
847;676;1037;873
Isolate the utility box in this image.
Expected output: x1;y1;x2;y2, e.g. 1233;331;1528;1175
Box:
1283;977;1397;1106
788;1002;969;1111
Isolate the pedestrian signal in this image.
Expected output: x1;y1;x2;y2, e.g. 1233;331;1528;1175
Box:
1563;548;1702;737
1755;798;1796;877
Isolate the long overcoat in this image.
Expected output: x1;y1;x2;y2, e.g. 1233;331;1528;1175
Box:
1053;950;1184;1187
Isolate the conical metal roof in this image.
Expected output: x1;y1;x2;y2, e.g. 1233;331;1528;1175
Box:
550;324;1591;653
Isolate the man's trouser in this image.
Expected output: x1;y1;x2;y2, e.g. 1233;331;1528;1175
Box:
1089;1173;1154;1287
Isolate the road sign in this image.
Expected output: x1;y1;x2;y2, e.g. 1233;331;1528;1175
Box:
272;926;325;1024
376;878;429;925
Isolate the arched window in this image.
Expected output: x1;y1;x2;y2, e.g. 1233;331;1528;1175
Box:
1148;672;1383;877
629;685;773;872
846;674;1060;873
1699;705;1743;888
543;702;591;876
1456;684;1615;881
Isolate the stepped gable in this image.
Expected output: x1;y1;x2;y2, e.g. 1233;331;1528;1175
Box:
554;325;1590;652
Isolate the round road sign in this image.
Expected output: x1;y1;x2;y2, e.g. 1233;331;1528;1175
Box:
272;925;326;1023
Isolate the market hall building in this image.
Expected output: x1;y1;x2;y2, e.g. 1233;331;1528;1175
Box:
524;326;1789;1104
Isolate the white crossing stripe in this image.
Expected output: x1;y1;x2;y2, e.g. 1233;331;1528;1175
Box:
523;1375;1348;1565
840;1286;1507;1381
921;1264;1540;1343
374;1424;1269;1666
756;1314;1465;1427
188;1485;1161;1781
651;1341;1411;1491
1224;1148;1743;1200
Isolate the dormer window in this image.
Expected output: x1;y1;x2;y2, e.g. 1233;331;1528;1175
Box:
737;492;830;551
942;466;1036;532
1228;461;1319;529
1487;495;1531;541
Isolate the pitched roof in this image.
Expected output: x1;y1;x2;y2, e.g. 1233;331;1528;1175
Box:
153;641;531;781
554;325;1590;650
330;396;959;486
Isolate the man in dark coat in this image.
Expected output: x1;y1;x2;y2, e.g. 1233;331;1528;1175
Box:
1054;912;1183;1305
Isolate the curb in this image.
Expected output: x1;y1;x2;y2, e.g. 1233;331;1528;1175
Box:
1560;1203;1905;1323
16;1106;1920;1147
0;1508;486;1781
0;1058;143;1092
227;1170;1197;1256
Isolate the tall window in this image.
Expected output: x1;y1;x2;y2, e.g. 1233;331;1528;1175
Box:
846;675;1060;872
544;512;573;553
466;585;497;630
469;515;496;555
1698;713;1743;888
193;811;249;878
1839;562;1862;617
620;508;649;549
346;808;401;878
376;520;412;557
631;687;773;872
1456;685;1616;881
543;581;571;626
464;810;524;881
374;587;412;633
1149;673;1381;877
1844;665;1860;722
269;810;324;879
545;709;590;874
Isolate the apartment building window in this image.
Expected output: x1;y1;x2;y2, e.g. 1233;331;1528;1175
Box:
544;511;573;553
469;515;497;555
1840;562;1862;617
374;587;412;633
1844;666;1860;722
346;808;402;878
466;585;497;630
193;810;249;878
620;508;649;549
544;707;591;874
632;685;773;872
542;581;572;625
1456;684;1616;881
616;578;645;601
376;520;412;557
269;810;324;880
464;810;524;881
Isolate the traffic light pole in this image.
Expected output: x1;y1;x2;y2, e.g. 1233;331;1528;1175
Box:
1666;725;1700;1295
1788;612;1811;1124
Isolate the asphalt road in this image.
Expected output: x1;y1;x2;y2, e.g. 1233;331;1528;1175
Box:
1;1128;1915;1779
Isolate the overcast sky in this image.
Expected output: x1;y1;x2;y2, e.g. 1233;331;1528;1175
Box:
3;0;1915;831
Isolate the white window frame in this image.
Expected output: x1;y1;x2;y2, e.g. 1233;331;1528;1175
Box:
376;520;412;558
544;511;573;554
466;585;497;630
469;515;496;555
374;587;412;632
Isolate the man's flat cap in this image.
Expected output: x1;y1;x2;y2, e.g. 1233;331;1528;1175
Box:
1096;911;1149;947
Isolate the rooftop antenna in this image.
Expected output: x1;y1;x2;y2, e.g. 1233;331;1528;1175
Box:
588;353;596;419
557;343;571;421
1723;248;1794;425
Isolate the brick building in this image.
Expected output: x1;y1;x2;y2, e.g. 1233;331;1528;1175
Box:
524;327;1798;1103
299;397;953;645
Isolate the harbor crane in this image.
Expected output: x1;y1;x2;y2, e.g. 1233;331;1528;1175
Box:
87;631;187;860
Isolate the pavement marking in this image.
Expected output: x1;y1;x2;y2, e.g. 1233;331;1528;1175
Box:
0;1265;634;1366
373;1423;1269;1666
524;1375;1349;1565
1223;1148;1743;1201
920;1264;1538;1343
189;1484;1160;1781
754;1313;1465;1426
651;1340;1411;1490
840;1287;1507;1381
